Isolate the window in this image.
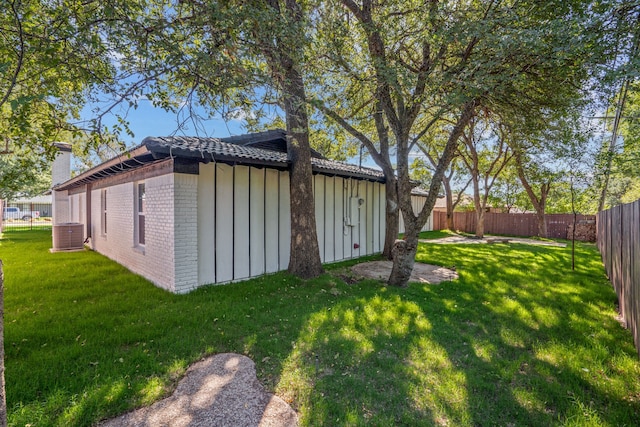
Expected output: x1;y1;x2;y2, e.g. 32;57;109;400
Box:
136;182;146;246
101;189;107;235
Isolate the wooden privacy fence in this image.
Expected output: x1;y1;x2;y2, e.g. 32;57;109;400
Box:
597;199;640;357
433;211;596;240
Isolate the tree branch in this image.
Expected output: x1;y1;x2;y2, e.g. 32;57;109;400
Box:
0;0;25;110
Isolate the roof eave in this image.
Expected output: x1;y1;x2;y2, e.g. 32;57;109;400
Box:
144;140;289;170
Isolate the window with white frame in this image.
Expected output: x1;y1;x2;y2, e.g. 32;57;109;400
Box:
101;189;107;236
135;182;146;246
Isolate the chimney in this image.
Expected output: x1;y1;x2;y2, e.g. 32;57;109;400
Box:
51;142;72;188
51;143;72;227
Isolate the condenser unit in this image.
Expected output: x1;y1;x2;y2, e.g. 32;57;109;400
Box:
52;223;84;251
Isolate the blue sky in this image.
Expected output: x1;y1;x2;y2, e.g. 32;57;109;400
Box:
89;98;383;170
96;99;249;148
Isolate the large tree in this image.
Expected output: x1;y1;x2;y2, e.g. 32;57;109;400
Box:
594;2;639;209
310;0;607;286
0;150;50;201
96;0;324;278
254;0;324;278
0;0;118;155
459;114;513;238
415;129;472;231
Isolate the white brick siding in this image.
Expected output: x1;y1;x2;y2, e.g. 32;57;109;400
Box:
53;190;70;224
89;175;179;292
51;149;71;188
173;173;199;293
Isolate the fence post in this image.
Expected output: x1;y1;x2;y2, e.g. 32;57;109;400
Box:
0;260;6;427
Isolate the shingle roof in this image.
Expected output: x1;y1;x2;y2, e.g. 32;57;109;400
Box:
144;135;385;181
220;129;324;158
143;136;289;167
54;131;385;190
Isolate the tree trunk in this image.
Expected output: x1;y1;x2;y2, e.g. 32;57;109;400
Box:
537;214;547;240
382;178;399;259
443;177;455;231
261;0;323;279
476;208;485;238
281;69;323;279
0;260;6;427
472;174;484;238
388;100;477;287
515;155;550;238
388;229;419;287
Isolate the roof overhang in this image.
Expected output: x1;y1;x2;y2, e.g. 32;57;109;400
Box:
53;131;385;191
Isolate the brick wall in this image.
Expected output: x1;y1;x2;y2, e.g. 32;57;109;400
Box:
53;190;70;224
172;173;199;293
51;149;71;188
90;174;179;292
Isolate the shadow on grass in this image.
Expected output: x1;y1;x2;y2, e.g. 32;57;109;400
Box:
276;242;640;425
3;231;338;425
3;231;640;426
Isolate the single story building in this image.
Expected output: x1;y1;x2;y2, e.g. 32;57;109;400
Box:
52;131;393;292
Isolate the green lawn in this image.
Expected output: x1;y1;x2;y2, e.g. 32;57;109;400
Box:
1;230;639;426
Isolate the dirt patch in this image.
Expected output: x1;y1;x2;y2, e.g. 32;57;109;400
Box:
351;261;458;284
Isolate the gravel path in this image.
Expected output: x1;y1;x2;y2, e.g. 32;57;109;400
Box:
423;235;567;247
100;353;298;427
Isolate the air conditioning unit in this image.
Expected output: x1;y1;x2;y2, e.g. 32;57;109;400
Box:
52;223;84;251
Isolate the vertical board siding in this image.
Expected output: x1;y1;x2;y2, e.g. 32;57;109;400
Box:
366;181;374;254
361;182;367;254
373;182;380;252
264;169;281;273
334;177;345;261
379;184;386;249
215;163;234;283
344;179;353;259
597;199;640;357
314;175;326;262
278;171;291;271
197;163;216;285
249;168;266;277
351;181;367;258
325;177;336;263
194;168;385;287
233;166;250;280
398;195;434;234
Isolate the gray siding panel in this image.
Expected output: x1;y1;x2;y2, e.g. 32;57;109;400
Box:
249;168;266;277
265;169;280;273
215;163;234;283
233;166;250;280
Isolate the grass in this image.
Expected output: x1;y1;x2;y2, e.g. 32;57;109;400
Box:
399;229;456;240
1;230;639;426
417;229;458;240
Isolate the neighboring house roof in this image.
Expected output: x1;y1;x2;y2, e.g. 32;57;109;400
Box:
11;194;52;204
54;130;385;191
